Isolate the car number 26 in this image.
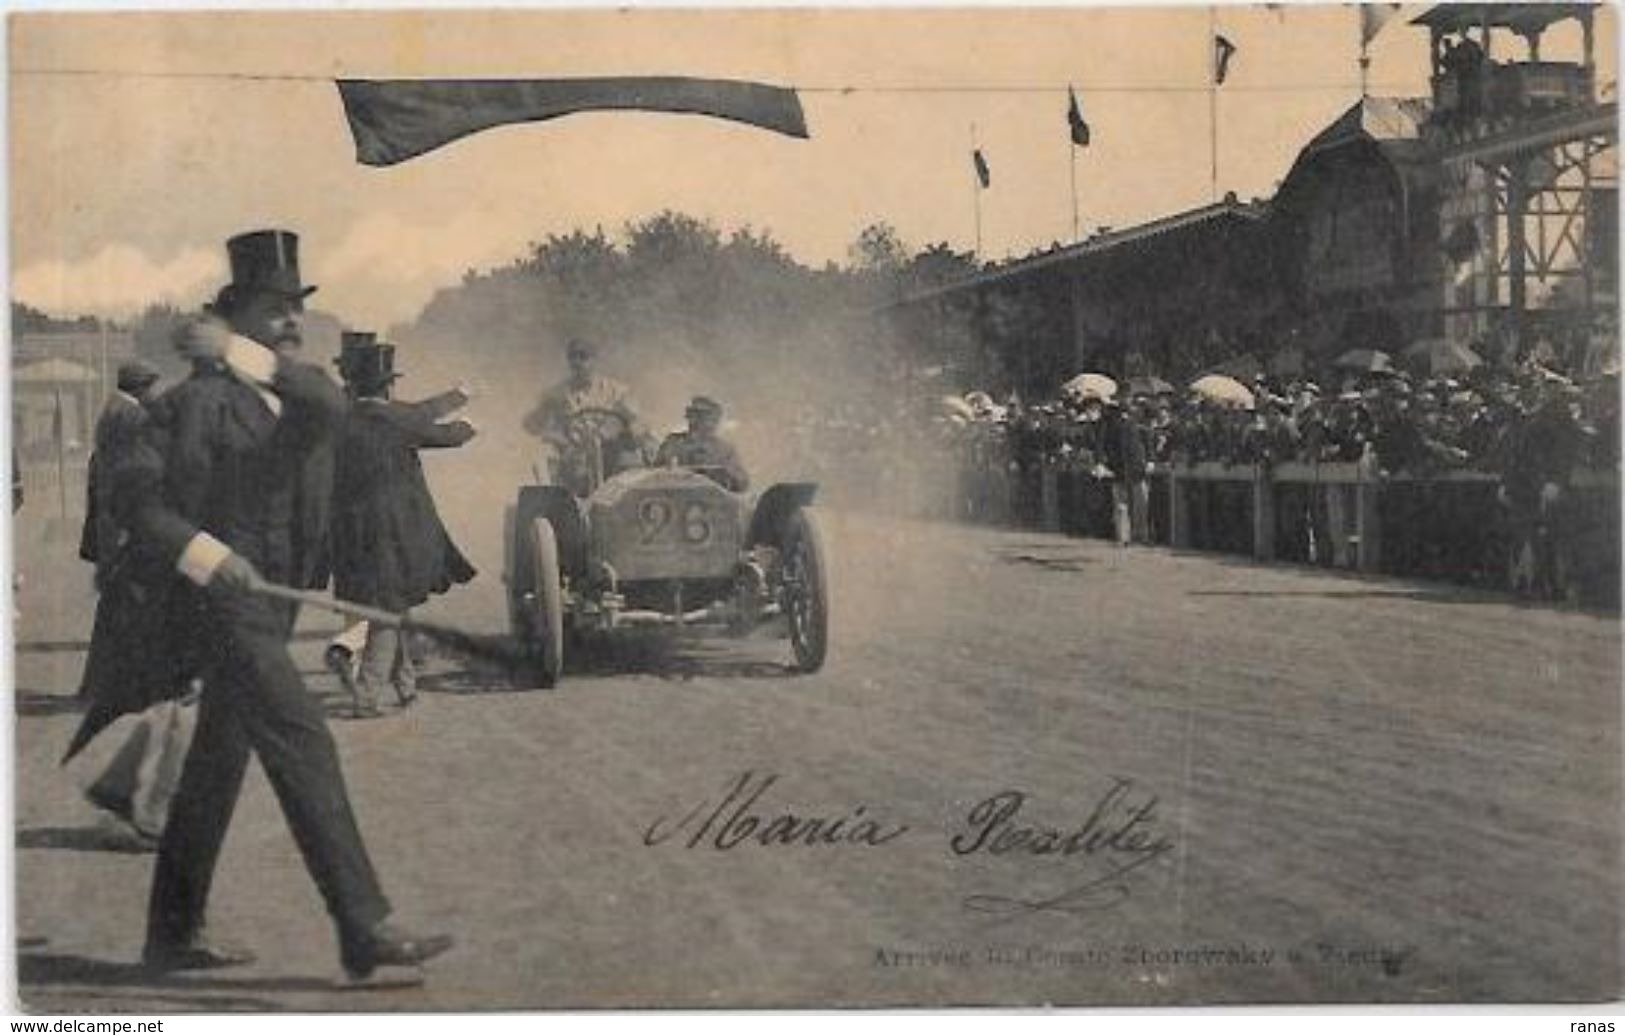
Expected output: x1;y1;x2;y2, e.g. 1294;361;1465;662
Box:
637;496;712;545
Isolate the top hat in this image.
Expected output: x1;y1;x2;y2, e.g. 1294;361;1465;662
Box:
336;330;377;371
226;230;318;299
685;395;723;418
339;340;401;391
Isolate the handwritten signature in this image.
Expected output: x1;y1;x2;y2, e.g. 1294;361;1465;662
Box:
643;771;911;850
641;771;1174;920
950;779;1175;919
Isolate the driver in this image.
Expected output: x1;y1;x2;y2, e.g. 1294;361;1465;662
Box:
522;337;645;493
655;396;750;492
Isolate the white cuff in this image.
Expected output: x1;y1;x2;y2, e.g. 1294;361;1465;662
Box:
223;334;278;385
177;532;233;586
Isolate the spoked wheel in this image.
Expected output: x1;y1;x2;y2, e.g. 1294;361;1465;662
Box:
519;516;565;688
780;508;829;673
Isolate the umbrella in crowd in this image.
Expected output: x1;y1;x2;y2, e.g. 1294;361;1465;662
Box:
1060;372;1118;401
1189;374;1255;409
1403;337;1484;376
1126;375;1175;397
938;394;976;422
1334;348;1397;375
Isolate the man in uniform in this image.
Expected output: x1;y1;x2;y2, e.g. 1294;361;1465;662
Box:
655;395;750;492
110;230;451;980
79;361;162;579
522;337;644;494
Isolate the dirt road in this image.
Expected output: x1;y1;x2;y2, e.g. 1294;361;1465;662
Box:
13;505;1620;1010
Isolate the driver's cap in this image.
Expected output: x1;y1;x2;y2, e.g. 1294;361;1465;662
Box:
686;395;723;418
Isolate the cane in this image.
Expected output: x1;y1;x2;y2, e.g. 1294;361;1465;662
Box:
252;581;532;669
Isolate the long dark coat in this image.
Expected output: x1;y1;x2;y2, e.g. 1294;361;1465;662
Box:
331;394;476;613
79;392;149;577
70;391;197;761
66;358;342;762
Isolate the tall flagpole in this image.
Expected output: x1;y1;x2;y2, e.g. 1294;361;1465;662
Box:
52;386;67;523
1069;126;1080;241
971;122;983;257
1358;7;1372;98
1208;6;1219;203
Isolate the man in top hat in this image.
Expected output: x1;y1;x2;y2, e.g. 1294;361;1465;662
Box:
103;229;452;980
523;337;645;494
199;232;338;591
322;329;465;700
329;336;477;717
655;396;750;492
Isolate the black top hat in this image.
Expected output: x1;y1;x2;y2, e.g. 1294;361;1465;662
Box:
335;330;377;371
226;230;317;299
339;341;400;392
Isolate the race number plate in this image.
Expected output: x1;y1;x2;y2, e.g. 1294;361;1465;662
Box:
593;474;742;581
634;495;718;548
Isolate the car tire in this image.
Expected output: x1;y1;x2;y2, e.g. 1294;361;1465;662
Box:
527;516;565;688
781;508;829;673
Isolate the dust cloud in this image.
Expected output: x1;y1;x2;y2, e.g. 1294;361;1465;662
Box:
358;235;969;632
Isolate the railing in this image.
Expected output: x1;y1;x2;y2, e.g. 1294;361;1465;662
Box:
1029;458;1619;579
1431;62;1594;119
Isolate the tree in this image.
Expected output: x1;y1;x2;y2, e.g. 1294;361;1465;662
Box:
10;302;105;336
905;243;978;291
848;222;909;273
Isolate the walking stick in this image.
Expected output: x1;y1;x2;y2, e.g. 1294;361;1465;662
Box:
252;581;531;669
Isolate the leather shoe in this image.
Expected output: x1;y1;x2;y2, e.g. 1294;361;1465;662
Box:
97;815;159;854
341;920;453;980
325;645;358;692
143;933;256;973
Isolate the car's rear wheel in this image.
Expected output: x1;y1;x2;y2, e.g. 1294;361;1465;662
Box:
524;517;565;688
781;508;829;673
504;505;527;643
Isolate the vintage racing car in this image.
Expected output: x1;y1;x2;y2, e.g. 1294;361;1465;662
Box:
503;407;829;686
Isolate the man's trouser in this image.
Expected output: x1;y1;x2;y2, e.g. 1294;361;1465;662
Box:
147;591;391;949
359;619;418;709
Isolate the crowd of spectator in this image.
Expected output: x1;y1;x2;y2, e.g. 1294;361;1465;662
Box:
982;363;1615;477
770;333;1621;605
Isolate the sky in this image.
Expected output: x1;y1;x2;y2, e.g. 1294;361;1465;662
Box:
8;4;1616;330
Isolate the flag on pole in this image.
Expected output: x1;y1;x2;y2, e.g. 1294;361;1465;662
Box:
1214;34;1238;85
1360;3;1404;46
973;149;991;188
1067;87;1091;147
337;77;809;166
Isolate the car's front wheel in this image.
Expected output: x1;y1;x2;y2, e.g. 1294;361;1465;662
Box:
781;508;829;673
523;516;565;688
